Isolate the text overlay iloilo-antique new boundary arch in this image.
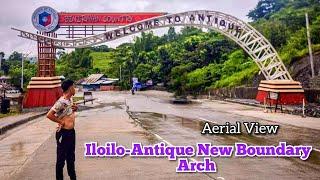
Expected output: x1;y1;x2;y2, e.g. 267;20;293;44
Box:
13;8;305;108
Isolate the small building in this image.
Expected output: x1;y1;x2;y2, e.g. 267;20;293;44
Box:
0;76;11;84
81;74;119;91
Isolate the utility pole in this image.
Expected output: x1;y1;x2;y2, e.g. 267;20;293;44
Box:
21;54;24;89
0;53;3;70
21;52;31;89
305;13;315;78
119;65;122;81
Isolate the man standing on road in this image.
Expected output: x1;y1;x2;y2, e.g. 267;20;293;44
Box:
47;80;78;180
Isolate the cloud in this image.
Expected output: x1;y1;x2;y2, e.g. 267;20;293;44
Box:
0;0;258;57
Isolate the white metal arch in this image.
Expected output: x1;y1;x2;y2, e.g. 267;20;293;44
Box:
12;10;292;80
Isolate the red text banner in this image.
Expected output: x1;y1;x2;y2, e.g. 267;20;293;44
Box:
58;12;166;26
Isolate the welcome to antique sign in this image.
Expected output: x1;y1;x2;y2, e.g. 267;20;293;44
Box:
103;13;243;41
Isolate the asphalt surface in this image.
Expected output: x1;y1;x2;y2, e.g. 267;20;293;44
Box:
0;91;319;180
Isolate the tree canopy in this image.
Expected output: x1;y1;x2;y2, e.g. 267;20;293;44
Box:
2;0;320;95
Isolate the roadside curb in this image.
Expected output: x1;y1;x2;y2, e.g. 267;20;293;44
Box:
0;112;47;135
221;98;305;117
223;99;265;108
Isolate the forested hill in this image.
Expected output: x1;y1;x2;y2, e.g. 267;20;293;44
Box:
53;0;320;95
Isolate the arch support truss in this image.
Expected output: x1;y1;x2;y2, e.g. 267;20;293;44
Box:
13;10;292;80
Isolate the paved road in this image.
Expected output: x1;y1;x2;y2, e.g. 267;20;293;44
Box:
126;91;320;179
1;91;319;179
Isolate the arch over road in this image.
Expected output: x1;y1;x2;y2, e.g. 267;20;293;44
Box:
13;10;292;81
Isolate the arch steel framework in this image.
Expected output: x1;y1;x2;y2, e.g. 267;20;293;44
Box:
13;10;292;81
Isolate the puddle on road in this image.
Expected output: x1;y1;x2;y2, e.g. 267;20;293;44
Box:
129;111;320;165
130;131;159;144
10;141;26;158
77;102;124;118
130;112;267;145
78;102;124;111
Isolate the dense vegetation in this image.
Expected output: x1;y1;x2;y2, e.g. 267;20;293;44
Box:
250;0;320;64
1;0;319;95
0;51;36;89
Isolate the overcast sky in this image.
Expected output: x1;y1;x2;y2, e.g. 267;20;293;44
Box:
0;0;258;57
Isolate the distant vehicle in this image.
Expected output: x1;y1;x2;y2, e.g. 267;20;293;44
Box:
171;96;190;104
141;84;148;90
134;82;149;91
4;89;21;98
146;80;153;86
5;90;20;94
134;82;142;90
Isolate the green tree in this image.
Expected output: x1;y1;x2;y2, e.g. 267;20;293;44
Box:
248;0;288;21
8;60;36;89
56;48;94;80
8;51;22;61
0;52;4;58
133;64;153;82
90;45;112;52
167;27;177;41
157;45;174;86
186;64;222;96
170;63;194;96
